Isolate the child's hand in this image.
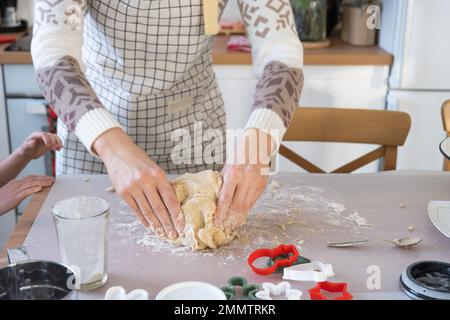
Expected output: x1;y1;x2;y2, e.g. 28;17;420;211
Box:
18;132;62;160
0;175;54;215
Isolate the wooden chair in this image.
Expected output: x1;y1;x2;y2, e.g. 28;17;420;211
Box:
441;100;450;171
279;107;411;173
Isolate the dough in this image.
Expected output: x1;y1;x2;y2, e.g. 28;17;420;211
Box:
170;170;236;251
105;185;116;193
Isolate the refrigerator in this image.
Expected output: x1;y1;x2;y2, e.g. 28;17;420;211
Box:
380;0;450;171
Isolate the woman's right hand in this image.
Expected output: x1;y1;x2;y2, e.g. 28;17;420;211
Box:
94;128;185;240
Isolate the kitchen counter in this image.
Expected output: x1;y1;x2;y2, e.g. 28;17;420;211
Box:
0;31;32;64
0;32;393;66
212;35;394;65
1;171;449;300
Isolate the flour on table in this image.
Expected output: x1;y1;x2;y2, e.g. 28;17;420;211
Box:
328;202;346;215
325;217;344;227
270;180;280;191
346;210;375;229
110;176;374;262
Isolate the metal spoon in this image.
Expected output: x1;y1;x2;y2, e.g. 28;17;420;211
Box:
327;237;422;248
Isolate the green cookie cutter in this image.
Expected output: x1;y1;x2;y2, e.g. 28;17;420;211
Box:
221;276;260;300
267;254;311;273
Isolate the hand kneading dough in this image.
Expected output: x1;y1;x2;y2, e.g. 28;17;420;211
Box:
171;170;236;251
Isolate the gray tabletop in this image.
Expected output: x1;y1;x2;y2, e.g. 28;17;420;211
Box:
23;171;450;300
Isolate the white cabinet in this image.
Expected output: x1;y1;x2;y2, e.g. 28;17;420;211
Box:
214;64;390;173
4;65;42;97
214;66;256;130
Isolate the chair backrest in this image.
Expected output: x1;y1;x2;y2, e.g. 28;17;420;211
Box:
279;107;411;173
441;100;450;171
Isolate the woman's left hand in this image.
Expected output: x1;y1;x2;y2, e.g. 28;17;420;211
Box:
213;129;274;230
18;132;63;160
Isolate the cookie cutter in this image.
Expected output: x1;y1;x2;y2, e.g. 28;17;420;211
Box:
268;255;311;273
255;281;303;300
283;261;335;282
248;244;299;276
221;276;260;300
104;286;149;300
308;281;353;300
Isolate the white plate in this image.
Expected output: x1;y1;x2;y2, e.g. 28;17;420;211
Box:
155;281;227;300
427;201;450;238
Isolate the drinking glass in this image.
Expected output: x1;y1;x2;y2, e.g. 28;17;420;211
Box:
52;196;109;291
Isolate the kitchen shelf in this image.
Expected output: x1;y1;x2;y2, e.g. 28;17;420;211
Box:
213;35;393;66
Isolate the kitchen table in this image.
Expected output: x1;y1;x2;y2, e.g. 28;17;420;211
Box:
1;171;449;300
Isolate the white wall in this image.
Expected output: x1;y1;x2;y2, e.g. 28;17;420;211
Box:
17;0;34;25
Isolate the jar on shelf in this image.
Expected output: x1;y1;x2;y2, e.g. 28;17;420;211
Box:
341;0;381;46
291;0;327;42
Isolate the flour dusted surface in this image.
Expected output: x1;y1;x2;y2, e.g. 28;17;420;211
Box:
110;175;375;263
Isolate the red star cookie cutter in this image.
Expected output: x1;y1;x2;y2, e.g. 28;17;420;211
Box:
248;244;299;276
308;281;353;300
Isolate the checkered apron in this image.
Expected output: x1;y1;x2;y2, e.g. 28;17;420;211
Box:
56;0;226;175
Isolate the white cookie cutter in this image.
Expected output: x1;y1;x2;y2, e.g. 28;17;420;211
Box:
283;261;335;282
255;282;303;300
104;286;149;300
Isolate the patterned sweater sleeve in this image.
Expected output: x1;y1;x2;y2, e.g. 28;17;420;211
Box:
237;0;304;150
32;0;122;154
